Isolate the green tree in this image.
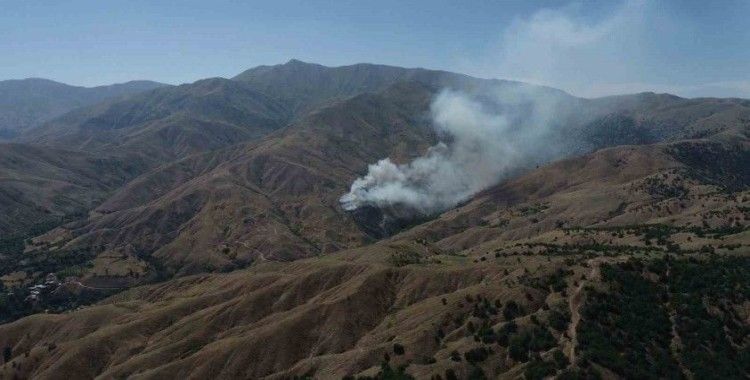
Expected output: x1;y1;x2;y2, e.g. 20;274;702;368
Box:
3;345;11;364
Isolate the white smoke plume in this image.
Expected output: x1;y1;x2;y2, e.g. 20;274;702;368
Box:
340;85;568;215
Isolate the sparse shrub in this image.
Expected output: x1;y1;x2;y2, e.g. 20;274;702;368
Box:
503;300;524;320
548;309;570;332
524;358;556;380
376;361;414;379
388;251;422;267
468;366;487;380
393;343;405;356
3;345;11;363
463;346;489;363
450;350;461;362
552;349;569;369
508;326;556;362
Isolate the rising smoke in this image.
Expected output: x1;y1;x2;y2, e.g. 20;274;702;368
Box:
340;85;570;216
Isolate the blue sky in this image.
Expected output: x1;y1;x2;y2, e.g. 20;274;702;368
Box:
2;0;750;98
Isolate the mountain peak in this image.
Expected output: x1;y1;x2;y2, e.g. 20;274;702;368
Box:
285;58;310;65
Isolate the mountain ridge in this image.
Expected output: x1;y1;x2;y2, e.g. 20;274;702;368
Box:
0;78;168;137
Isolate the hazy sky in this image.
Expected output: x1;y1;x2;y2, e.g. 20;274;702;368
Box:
3;0;750;98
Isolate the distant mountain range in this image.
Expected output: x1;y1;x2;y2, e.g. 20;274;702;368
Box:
0;78;167;138
0;60;747;379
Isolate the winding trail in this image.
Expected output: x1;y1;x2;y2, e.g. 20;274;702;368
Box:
239;240;270;262
62;280;124;291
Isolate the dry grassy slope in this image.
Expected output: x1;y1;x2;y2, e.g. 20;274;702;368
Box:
21;79;750;281
7;60;501;243
22;78;291;165
232;59;535;118
398;135;749;257
0;242;579;380
400;144;676;246
0;143;145;236
1;130;747;379
21;60;506;166
28;81;440;275
234;60;592;155
233;59;435;116
1;231;746;379
577;94;750;151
